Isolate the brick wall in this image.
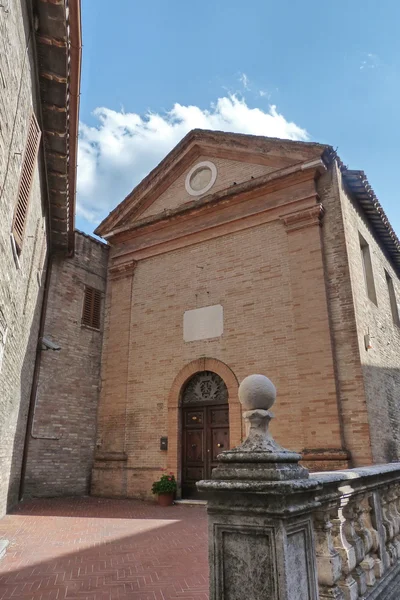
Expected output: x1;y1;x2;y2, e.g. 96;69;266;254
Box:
338;172;400;463
23;232;109;497
317;164;373;467
93;190;347;499
92;146;400;500
0;1;48;516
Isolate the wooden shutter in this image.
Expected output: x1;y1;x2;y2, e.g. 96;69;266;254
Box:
12;113;41;252
82;286;102;329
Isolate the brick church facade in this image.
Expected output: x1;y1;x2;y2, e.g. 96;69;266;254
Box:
1;21;399;506
80;129;399;500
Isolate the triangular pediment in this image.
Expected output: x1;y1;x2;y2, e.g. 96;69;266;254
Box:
95;130;328;238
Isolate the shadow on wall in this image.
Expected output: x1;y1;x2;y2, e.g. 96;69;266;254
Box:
0;497;209;599
3;1;45;516
362;365;400;464
6;283;44;513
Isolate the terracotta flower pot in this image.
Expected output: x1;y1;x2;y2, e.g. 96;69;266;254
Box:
157;493;174;507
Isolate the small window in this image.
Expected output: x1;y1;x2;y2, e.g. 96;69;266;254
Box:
12;113;41;253
359;234;377;305
385;271;400;327
82;286;102;329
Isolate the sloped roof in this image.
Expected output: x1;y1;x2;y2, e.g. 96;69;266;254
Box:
342;169;400;272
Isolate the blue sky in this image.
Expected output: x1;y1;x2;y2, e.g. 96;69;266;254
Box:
77;0;400;238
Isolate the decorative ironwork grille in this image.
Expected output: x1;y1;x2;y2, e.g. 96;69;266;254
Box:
182;371;228;405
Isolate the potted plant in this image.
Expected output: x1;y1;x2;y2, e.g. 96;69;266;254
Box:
151;472;177;506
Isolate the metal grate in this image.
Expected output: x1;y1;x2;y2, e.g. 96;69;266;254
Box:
82;286;102;329
12;113;41;252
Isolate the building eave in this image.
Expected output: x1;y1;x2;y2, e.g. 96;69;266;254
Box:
34;0;81;255
321;148;400;276
344;170;400;275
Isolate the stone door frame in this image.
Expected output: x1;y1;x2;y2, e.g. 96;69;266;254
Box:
167;357;240;497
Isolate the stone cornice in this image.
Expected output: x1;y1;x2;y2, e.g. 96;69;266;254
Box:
109;183;321;263
281;204;325;232
95;131;329;237
106;159;326;243
109;259;137;281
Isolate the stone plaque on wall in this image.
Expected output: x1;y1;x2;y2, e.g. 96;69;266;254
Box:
183;304;223;342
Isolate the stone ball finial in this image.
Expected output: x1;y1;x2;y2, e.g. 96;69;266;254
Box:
238;374;276;411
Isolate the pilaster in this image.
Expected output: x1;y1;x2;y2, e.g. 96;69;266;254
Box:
281;205;348;469
91;258;137;497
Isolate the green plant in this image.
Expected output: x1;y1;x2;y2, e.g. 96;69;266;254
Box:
151;472;177;495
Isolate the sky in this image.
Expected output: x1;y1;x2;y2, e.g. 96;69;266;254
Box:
77;0;400;238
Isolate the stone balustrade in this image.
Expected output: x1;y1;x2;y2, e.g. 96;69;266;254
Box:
312;464;400;599
198;374;400;600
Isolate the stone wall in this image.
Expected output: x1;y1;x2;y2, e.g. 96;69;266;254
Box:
23;232;109;497
0;0;48;516
338;171;400;464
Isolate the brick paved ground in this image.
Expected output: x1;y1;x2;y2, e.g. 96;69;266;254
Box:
0;497;208;600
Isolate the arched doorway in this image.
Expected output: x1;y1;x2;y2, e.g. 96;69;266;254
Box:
181;371;229;498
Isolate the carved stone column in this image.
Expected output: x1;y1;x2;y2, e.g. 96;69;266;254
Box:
198;374;320;600
314;501;345;599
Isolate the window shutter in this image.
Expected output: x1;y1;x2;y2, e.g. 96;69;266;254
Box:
12;113;41;252
82;286;102;329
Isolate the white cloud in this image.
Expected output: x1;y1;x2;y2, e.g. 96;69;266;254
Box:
239;72;250;90
360;53;379;70
77;94;309;227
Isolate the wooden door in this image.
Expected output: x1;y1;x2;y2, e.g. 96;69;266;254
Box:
182;405;229;498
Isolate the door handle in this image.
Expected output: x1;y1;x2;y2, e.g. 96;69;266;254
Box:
217;443;224;448
191;444;197;448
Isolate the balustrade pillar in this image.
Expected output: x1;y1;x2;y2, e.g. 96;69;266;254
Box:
314;502;344;599
198;374;320;600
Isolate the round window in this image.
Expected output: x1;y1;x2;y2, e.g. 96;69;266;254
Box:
185;161;217;197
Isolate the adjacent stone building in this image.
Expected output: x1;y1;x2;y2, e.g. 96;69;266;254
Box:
0;0;81;517
22;231;108;498
92;130;400;500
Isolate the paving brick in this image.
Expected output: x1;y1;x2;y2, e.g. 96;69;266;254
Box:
0;497;208;600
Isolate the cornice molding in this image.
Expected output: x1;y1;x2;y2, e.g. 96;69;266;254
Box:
106;159;326;242
281;204;325;232
96;134;328;237
109;259;137;281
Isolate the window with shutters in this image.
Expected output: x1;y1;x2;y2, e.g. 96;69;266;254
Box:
12;113;41;253
82;286;102;329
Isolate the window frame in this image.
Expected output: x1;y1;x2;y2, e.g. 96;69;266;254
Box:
81;285;102;330
359;233;378;306
385;270;400;327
